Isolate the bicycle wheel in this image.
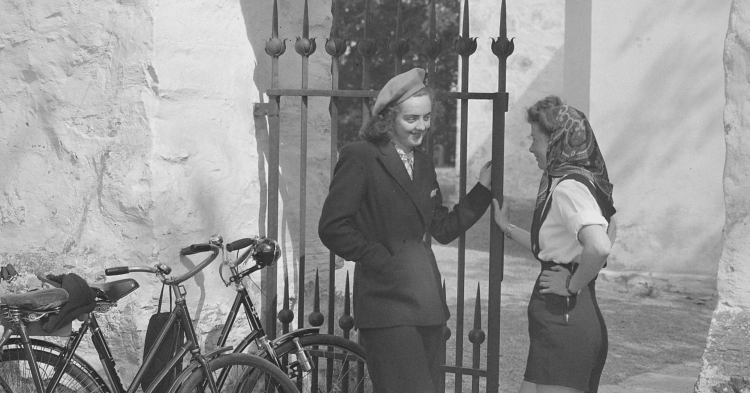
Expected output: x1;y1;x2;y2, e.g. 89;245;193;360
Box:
272;335;372;393
0;338;109;392
177;353;298;393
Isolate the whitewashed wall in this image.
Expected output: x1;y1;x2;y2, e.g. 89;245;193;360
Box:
0;0;332;379
463;0;728;282
588;1;729;276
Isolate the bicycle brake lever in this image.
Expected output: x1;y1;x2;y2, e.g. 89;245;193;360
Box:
156;263;172;275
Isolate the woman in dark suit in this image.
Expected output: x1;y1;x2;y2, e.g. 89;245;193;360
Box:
318;68;492;393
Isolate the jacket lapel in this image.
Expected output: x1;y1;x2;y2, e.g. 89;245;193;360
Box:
376;143;427;226
412;149;434;223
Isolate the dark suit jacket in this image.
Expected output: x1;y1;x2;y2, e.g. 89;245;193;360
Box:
318;140;491;328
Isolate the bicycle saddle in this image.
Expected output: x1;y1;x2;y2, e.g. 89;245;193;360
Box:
0;288;69;311
90;279;139;302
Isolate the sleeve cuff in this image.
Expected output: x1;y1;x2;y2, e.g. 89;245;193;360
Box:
568;211;608;239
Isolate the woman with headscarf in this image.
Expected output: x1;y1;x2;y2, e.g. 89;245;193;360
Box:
493;96;616;393
319;68;492;393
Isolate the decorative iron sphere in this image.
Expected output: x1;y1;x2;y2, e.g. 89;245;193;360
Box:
453;36;477;57
265;38;287;58
295;37;317;57
278;308;294;324
491;37;515;58
388;38;410;57
421;38;443;59
468;329;486;345
356;38;379;57
325;37;347;57
338;315;355;331
308;311;324;327
442;325;452;341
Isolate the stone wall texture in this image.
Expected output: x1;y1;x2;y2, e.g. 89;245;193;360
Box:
696;0;750;390
0;0;332;379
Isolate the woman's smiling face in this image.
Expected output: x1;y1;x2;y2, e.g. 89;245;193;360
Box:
529;122;550;170
390;94;431;152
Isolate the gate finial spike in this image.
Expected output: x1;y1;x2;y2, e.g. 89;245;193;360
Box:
272;0;279;39
339;271;354;331
442;280;452;340
308;268;325;327
303;0;309;38
468;282;486;344
491;0;515;59
461;0;470;38
278;273;294;325
500;0;507;38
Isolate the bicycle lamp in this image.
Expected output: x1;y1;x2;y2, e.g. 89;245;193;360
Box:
254;237;281;268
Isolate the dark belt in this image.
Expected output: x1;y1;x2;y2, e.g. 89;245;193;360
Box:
540;260;578;274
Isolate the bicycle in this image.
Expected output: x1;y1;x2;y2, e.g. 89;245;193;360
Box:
209;235;373;393
0;242;299;393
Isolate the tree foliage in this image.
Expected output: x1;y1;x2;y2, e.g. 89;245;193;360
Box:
333;0;459;166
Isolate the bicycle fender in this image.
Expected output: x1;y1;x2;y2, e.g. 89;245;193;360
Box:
165;347;234;393
271;327;320;349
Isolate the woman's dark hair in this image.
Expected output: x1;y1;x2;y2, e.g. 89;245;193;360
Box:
526;95;564;136
359;87;434;144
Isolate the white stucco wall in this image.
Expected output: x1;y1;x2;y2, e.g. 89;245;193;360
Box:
463;0;728;279
0;0;332;379
588;1;729;275
460;0;565;197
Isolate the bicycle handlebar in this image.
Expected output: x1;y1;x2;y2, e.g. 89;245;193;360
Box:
105;244;219;286
105;266;159;276
180;243;214;255
169;243;220;285
226;238;256;252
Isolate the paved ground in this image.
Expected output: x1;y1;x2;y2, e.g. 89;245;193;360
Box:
599;361;700;393
432;243;713;393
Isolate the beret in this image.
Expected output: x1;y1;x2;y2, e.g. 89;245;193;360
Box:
371;68;427;117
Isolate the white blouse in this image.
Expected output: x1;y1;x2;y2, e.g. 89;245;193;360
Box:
537;178;608;264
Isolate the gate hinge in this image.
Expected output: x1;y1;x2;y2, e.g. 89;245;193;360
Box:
254;102;279;116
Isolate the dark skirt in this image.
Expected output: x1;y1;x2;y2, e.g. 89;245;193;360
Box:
524;261;608;393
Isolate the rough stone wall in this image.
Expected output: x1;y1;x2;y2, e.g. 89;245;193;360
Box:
696;0;750;390
0;0;332;380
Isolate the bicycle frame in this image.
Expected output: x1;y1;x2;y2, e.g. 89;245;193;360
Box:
214;254;320;371
2;283;230;393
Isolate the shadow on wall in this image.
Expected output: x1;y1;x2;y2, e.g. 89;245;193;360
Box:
602;3;725;273
468;47;565;202
238;0;316;319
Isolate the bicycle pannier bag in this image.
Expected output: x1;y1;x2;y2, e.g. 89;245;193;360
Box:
141;284;185;392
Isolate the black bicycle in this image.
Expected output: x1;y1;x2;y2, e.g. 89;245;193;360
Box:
211;235;372;393
0;242;299;393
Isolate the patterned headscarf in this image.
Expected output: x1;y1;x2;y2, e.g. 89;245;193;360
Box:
534;105;615;220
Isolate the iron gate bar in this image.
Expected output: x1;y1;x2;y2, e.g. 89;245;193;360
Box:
260;0;511;391
294;0;315;333
265;89;503;101
489;1;514;392
471;284;485;393
326;0;344;340
442;366;487;378
262;0;284;341
454;0;474;389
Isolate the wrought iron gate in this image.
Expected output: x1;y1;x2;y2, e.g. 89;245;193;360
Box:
254;0;513;391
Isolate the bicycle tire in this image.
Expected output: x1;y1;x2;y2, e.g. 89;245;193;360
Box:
177;353;299;393
272;334;372;393
0;338;110;392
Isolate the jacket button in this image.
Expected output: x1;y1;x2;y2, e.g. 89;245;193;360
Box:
402;238;407;243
